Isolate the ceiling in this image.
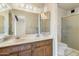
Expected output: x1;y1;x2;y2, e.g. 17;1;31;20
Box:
9;3;44;8
58;3;79;10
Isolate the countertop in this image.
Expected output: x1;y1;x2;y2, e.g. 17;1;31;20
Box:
0;35;52;48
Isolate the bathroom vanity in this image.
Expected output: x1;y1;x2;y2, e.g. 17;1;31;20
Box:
0;36;52;56
0;8;52;56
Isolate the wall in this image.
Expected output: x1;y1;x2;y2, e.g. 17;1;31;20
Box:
57;7;66;42
66;7;79;16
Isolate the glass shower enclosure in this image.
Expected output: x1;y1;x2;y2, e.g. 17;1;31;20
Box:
61;14;79;50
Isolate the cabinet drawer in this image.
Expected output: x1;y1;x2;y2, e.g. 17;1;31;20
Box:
0;43;32;53
0;53;9;56
9;52;18;56
32;39;52;48
18;50;31;56
9;43;32;53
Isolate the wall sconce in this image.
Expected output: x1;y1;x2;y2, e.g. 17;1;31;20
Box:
0;4;7;9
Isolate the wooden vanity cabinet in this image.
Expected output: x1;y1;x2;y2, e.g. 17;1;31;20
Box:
32;45;52;56
32;39;52;56
0;39;52;56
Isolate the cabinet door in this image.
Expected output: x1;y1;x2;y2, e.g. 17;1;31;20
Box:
44;45;52;56
18;50;31;56
32;45;52;56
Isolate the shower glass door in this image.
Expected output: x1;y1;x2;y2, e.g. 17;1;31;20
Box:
62;14;79;50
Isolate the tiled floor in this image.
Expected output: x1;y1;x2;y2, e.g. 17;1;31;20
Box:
58;43;79;56
65;48;79;56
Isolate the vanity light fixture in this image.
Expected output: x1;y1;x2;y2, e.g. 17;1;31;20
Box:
24;4;33;10
1;4;7;8
33;7;42;13
20;4;25;8
33;7;37;11
36;7;41;11
13;3;20;8
25;4;42;12
0;3;10;9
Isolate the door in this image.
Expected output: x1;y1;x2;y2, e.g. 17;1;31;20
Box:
62;14;79;50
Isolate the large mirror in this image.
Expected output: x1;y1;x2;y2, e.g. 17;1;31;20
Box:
0;10;15;42
40;12;50;34
0;10;10;35
0;4;17;42
13;10;38;36
13;10;50;37
0;10;15;35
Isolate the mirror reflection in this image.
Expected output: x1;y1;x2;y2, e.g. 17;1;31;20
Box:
12;10;38;36
40;12;50;35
